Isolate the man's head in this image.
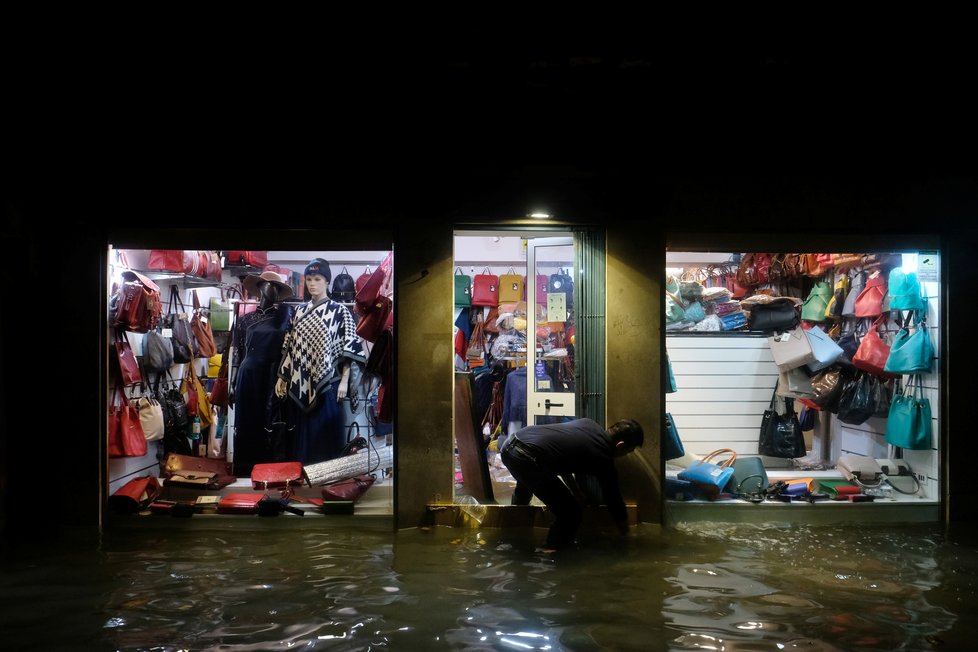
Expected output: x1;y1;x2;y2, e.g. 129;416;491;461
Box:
608;419;644;457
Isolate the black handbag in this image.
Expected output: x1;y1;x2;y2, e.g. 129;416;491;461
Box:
758;388;806;458
165;285;197;363
547;268;574;307
747;298;799;332
837;373;876;425
156;373;191;454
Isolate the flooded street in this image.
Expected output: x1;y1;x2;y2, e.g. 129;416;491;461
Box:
2;521;976;651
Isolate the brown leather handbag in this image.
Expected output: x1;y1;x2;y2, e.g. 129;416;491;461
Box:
810;367;844;410
191;290;218;358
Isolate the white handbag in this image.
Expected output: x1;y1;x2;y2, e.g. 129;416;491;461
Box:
805;325;845;372
131;396;165;442
767;325;816;371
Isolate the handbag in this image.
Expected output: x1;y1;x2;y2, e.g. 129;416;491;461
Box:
824;274;850;320
767;325;816;371
498;267;524;304
110;271;164;334
884;314;934;374
208;286;236;332
251;461;306;489
663;413;685;461
888;269;926;312
777;367;814;399
162;452;235;489
131;389;165;442
142;327;174;373
224;251;268;268
684;301;706;322
113;331;142;386
217;493;265;514
355;295;393;343
800;281;832;322
181;362;212;428
108;476;162;514
804;325;844;372
209;338;231;409
747;298;799;332
853;316;900;378
854;272;887;317
165;285;197;363
758;389;806;458
355;252;393;316
471;267;499;307
677;448;737;499
108;386;148;458
147;249;186;273
535;273;549;305
836;373;876;425
842;270;866;317
190;290;218;359
810;367;844;411
548;268;574;307
725;456;768;495
322;473;377;503
885;375;933;450
454;267;472;307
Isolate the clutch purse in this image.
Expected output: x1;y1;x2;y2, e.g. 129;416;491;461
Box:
217;493;265;515
251;461;305;489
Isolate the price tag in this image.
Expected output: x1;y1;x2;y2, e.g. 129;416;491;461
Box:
200;316;208;324
162;328;173;338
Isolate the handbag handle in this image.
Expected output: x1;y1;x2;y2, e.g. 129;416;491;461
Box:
701;448;737;468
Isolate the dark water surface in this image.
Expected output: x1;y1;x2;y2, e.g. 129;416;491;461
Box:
2;521;977;651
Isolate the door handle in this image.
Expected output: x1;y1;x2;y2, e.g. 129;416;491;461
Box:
544;399;563;410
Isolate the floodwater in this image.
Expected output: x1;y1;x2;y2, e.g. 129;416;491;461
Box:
2;521;977;651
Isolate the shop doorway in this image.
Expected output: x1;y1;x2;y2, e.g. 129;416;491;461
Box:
452;230;604;506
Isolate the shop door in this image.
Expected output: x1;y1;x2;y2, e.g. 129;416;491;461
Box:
526;236;576;424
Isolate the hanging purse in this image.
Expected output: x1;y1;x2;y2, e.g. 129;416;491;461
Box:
454;267;472;307
747;298;799;332
887;269;926;312
801;281;832;322
767;325;816;371
884;313;934;375
885;375;933;450
824;274;850;320
498;267;524;304
190;290;218;359
809;367;844;411
758;388;806;458
108;386;148;458
663;413;685;461
130;382;165;442
836;373;876;425
356;295;393;343
142;327;174;373
777;367;814;399
535;273;549;305
208;285;238;332
355;252;393;316
113;331;142;386
147;250;186;273
165;285;197;363
842;269;866;317
181;362;213;428
853;316;900;378
548;268;574;307
677;448;737;499
854;271;887;317
471;266;499;307
804;325;845;372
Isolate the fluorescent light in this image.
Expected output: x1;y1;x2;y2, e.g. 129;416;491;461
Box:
529;212;551;219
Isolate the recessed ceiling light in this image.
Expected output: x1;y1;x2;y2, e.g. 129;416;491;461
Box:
529;212;551;219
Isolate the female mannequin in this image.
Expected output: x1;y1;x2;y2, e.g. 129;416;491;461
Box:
230;271;294;475
275;258;366;464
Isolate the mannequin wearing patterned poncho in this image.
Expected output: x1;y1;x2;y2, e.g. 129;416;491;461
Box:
275;263;366;464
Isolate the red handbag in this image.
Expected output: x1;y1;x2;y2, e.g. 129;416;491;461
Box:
322;473;376;503
535;274;549;305
161;452;235;489
147;250;185;272
251;461;305;489
114;332;142;386
217;493;265;514
852;317;901;378
108;387;148;458
356;295;393;343
190;291;218;359
109;476;162;513
224;251;268;268
471;267;499;307
110;271;163;333
854;272;887;317
355;252;393;316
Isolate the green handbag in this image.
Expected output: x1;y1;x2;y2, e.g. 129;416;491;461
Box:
801;281;832;322
208;285;239;333
885;375;932;450
666;275;686;324
454;267;472;307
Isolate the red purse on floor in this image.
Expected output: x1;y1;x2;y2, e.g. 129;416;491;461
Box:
322;474;376;503
251;462;305;489
109;476;162;513
217;493;265;514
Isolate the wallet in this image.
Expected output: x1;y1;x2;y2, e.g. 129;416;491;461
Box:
164;471;217;488
251;461;305;489
217;493;265;514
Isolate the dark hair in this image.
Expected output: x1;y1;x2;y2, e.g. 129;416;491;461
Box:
608;419;644;448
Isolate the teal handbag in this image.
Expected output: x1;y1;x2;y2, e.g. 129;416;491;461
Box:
888;269;926;312
685;301;706;322
884;315;933;374
885;375;932;450
801;282;832;322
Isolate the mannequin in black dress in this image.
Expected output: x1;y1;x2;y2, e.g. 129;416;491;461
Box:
230;271;294;476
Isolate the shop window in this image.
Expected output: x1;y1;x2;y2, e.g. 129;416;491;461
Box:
664;251;941;515
106;247;394;517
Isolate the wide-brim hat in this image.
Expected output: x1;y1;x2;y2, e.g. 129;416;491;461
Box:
243;270;294;300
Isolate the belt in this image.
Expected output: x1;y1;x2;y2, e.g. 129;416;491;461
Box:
503;436;538;462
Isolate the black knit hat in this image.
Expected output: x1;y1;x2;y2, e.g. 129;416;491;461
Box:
303;258;332;283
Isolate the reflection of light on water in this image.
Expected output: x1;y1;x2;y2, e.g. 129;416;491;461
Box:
103;617;126;628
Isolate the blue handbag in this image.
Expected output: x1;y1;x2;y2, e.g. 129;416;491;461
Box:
677;448;736;499
888;269;926;312
664;413;685;460
804;325;845;372
666;354;678;393
884;315;933;374
885;375;932;450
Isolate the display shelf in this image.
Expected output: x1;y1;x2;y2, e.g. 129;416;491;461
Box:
137;270;224;288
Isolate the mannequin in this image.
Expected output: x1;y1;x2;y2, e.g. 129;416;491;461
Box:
230;271;294;475
275;258;366;464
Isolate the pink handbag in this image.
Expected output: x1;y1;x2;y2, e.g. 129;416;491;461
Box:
854;272;887;317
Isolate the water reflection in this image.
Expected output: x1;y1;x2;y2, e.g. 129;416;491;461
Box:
0;522;975;650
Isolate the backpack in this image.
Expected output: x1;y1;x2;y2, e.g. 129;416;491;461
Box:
109;271;163;333
331;266;356;302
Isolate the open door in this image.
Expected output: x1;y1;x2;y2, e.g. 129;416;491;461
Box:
526;236;577;424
